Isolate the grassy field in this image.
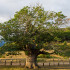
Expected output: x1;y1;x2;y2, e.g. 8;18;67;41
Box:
0;66;70;70
0;67;70;70
0;68;70;70
0;51;64;59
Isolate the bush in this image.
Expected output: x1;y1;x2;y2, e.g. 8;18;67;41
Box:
63;50;70;57
1;55;5;58
7;51;20;55
0;55;2;58
38;54;52;58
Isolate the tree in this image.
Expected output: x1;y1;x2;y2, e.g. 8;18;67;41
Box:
0;5;66;69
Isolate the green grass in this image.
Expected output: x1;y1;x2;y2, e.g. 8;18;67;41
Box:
0;66;70;70
0;67;69;70
0;66;48;70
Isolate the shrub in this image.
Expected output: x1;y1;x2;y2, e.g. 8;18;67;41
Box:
38;54;52;58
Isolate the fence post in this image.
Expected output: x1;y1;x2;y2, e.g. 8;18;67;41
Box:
58;62;59;66
43;63;44;66
49;62;50;66
69;58;70;64
58;59;59;66
19;60;21;65
63;61;64;65
62;59;64;65
53;58;54;61
5;60;6;65
53;58;55;66
10;60;12;65
24;61;26;66
0;59;1;63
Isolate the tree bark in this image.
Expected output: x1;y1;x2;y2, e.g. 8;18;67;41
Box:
25;55;39;69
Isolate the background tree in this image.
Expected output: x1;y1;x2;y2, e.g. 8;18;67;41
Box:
0;5;66;69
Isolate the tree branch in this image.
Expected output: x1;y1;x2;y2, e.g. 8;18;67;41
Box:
39;51;49;55
38;51;54;55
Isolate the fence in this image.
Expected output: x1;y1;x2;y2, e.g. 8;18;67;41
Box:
0;58;70;66
0;59;25;66
38;58;70;66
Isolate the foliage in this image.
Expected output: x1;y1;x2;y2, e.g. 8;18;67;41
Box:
64;49;70;57
54;41;70;57
0;42;19;54
0;5;66;55
38;54;52;58
53;28;70;42
7;51;21;55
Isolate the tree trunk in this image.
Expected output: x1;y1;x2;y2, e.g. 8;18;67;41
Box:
25;55;39;69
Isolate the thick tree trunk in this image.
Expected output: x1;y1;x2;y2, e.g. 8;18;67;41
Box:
25;55;39;69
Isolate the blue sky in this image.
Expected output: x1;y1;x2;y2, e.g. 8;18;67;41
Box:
0;40;5;47
0;0;70;23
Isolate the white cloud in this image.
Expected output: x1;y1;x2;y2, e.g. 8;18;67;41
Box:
0;0;70;22
0;16;10;23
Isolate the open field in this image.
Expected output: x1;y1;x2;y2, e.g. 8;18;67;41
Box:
0;50;64;59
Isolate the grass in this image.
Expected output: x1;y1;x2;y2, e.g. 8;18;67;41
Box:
0;66;48;70
0;51;64;59
0;66;70;70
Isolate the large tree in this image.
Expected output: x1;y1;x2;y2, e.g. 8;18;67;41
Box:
0;5;66;69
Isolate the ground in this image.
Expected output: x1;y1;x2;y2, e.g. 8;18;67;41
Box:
0;66;70;70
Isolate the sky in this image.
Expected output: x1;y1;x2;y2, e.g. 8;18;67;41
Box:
0;0;70;23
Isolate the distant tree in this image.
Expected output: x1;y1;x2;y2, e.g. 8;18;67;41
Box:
0;5;66;69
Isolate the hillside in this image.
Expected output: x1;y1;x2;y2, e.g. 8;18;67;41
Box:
0;41;70;59
0;51;64;59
